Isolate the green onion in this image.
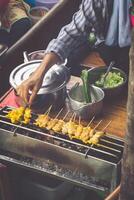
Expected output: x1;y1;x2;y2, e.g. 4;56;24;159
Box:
81;70;91;103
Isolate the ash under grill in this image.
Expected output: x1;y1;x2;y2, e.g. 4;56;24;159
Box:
0;106;124;197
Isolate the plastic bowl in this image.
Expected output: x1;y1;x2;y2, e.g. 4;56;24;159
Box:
67;84;104;120
88;66;127;98
35;0;59;9
28;6;49;24
26;50;45;61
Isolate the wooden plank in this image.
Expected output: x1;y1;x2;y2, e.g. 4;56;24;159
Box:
80;51;106;68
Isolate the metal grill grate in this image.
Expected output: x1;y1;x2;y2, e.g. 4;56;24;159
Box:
0;106;124;164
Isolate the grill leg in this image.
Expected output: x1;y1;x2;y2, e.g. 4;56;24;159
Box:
0;163;13;200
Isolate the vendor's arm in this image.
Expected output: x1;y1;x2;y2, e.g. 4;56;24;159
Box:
16;0;107;105
45;0;107;61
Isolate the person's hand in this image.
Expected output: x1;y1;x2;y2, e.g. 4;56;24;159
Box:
16;71;44;106
16;52;61;105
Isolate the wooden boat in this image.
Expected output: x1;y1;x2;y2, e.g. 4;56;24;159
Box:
0;0;81;96
0;1;127;199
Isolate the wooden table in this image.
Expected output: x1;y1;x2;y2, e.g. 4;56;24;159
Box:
0;76;127;139
81;52;127;138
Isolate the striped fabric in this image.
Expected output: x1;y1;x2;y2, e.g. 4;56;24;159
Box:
45;0;109;62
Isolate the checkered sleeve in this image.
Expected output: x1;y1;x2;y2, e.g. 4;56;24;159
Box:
45;0;107;62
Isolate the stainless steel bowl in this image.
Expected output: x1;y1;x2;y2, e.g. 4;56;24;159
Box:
10;60;70;113
88;66;127;98
67;84;104;120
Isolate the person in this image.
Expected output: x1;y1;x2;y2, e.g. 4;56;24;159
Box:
0;0;32;47
16;0;131;105
0;0;10;8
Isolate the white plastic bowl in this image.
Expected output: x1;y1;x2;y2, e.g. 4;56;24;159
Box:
35;0;59;9
28;6;49;24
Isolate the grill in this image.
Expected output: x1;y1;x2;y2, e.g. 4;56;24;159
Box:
0;106;124;197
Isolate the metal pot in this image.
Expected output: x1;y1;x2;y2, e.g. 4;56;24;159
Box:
67;84;104;120
9;60;70;113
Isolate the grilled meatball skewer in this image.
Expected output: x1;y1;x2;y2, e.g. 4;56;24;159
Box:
52;111;69;133
88;121;111;145
46;108;63;130
34;105;52;128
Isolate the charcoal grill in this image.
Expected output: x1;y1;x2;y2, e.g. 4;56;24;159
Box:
0;106;124;197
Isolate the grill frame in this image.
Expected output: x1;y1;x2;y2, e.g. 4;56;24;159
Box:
0;106;124;197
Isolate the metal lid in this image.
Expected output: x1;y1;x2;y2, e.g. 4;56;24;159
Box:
9;60;70;94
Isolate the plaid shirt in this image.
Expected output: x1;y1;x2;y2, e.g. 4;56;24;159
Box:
45;0;109;61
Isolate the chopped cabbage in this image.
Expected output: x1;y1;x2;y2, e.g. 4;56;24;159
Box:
95;72;124;88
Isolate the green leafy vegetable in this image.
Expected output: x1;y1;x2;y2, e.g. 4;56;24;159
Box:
88;33;96;46
81;70;91;103
95;72;124;88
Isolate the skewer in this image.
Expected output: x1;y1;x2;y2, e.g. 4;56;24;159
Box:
62;112;77;138
52;111;70;133
79;116;95;143
34;106;52;128
102;121;112;132
79;116;81;125
6;106;27;124
12;107;31;135
86;119;103;139
72;116;83;139
98;121;115;147
72;113;77;122
46;108;63;131
70;112;75;122
85;120;104;158
44;105;53;116
87;116;95;127
78;116;96;144
93;120;102;131
63;111;70;121
87;120;111;146
54;108;64;119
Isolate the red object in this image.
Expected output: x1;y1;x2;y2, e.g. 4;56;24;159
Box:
0;0;10;10
0;90;19;108
130;14;134;27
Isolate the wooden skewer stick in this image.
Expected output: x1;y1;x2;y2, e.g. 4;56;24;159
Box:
90;121;112;147
102;121;112;132
79;116;81;125
63;111;70;121
87;116;95;127
93;120;102;132
44;105;53;115
54;108;64;119
70;113;75;122
88;119;103;137
72;113;77;122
